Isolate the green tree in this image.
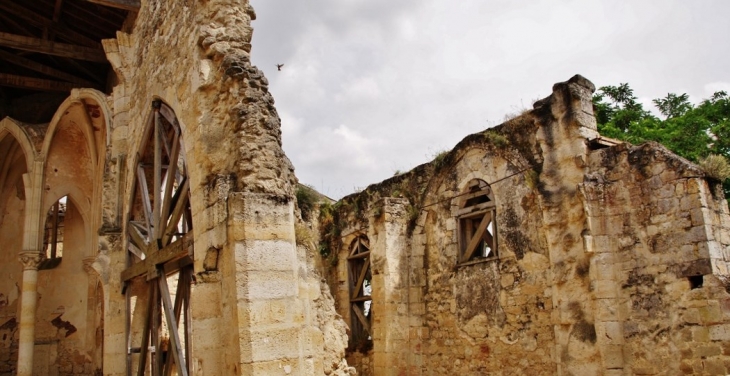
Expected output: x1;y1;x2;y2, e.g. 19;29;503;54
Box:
593;84;730;199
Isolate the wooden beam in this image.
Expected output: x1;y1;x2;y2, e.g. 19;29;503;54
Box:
0;32;106;62
85;0;140;11
0;73;77;92
158;274;189;376
462;212;492;262
0;2;100;48
59;57;107;84
351;259;370;300
121;235;193;282
0;12;35;37
0;49;97;87
351;304;371;336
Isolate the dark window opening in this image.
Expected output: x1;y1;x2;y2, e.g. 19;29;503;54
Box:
688;275;704;289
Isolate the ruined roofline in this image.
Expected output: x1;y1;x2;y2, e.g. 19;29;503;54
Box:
336;74;714;207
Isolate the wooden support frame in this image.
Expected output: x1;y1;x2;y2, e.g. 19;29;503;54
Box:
124;100;192;375
456;179;498;265
347;235;373;347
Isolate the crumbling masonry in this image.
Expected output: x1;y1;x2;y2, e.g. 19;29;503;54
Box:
0;1;728;375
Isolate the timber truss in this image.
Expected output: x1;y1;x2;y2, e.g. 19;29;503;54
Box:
123;100;193;376
0;0;138;94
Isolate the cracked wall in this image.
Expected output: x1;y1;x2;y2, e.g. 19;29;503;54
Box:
324;75;730;375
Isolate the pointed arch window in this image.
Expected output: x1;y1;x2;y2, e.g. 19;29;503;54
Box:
457;179;498;264
348;235;372;349
39;195;67;269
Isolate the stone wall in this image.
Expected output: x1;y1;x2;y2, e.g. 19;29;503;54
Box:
1;0;353;374
99;0;352;374
324;75;730;375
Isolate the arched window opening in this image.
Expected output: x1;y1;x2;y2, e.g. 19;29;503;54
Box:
40;195;67;269
457;179;498;264
348;235;372;351
124;100;192;376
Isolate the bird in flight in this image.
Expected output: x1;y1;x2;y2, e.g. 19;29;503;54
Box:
276;64;284;71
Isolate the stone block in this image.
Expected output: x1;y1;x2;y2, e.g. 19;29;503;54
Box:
700;304;724;325
235;240;296;272
601;344;624;369
595;299;620;321
709;324;730;341
240;327;302;363
704;358;727;375
593;280;618;299
237;270;297;300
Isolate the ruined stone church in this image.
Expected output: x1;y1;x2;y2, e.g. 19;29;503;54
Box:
1;1;729;375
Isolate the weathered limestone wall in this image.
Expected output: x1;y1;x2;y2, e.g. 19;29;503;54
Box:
99;0;352;374
0;89;106;375
0;128;26;375
325;75;730;375
582;141;730;374
1;0;353;374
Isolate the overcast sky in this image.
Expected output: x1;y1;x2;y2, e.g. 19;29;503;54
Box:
248;0;730;199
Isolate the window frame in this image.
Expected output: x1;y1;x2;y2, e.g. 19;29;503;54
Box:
347;234;372;350
456;179;498;265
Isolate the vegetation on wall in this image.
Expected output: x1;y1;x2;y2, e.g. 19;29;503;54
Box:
296;184;319;221
593;84;730;198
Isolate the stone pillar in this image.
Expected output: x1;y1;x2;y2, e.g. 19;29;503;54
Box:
97;233;125;376
228;192;315;375
369;198;409;376
16;251;42;376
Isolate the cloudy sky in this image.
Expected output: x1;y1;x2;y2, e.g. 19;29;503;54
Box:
248;0;730;199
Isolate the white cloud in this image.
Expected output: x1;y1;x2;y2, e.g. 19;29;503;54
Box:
704;82;730;96
251;0;730;198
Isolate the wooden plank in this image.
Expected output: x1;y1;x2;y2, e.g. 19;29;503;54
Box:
351;304;371;335
346;251;370;260
0;12;35;37
151;283;161;376
128;222;150;255
455;201;496;217
59;57;106;84
350;296;373;303
349;238;359;257
158;273;189;376
160;131;180;231
153;112;162;240
121;235;193;282
137;166;154;238
127;242;146;261
85;0;140;11
161;178;190;246
351;259;370;300
0;73;78;92
0;32;106;62
136;283;155;376
183;269;192;371
0;3;100;48
0;50;97;87
159;103;178;128
462;212;492;262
